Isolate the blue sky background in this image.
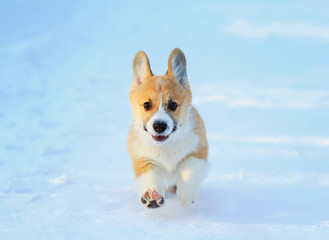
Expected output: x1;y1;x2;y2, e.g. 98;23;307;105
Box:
1;1;329;239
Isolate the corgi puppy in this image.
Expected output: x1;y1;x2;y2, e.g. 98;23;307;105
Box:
128;48;208;208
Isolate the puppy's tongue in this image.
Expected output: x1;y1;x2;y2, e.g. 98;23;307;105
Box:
152;135;169;142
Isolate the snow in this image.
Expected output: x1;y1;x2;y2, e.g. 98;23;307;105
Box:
1;1;329;239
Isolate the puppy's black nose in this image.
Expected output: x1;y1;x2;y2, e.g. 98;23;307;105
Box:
153;121;167;133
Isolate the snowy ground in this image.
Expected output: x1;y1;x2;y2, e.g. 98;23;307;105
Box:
1;1;329;239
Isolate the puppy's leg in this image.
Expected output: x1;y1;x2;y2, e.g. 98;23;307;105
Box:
176;157;208;207
133;160;165;208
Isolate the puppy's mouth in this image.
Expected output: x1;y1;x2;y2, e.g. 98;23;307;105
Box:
152;135;169;142
144;125;177;142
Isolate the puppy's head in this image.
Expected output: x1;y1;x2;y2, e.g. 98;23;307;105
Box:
130;48;192;144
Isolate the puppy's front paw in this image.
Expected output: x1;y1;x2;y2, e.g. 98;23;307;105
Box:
176;187;197;208
141;190;164;208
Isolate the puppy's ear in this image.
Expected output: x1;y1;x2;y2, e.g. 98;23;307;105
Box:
167;48;189;88
133;51;152;86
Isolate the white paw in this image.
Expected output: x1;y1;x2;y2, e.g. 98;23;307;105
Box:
135;170;165;208
176;187;197;208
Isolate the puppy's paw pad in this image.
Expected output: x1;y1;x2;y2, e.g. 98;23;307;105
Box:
141;190;164;208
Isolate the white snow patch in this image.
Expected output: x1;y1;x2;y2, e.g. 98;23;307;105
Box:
48;174;71;185
194;87;329;109
209;134;329;146
226;20;329;41
209;170;329;186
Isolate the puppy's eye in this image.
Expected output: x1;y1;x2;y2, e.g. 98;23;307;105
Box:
143;102;152;111
167;101;177;111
